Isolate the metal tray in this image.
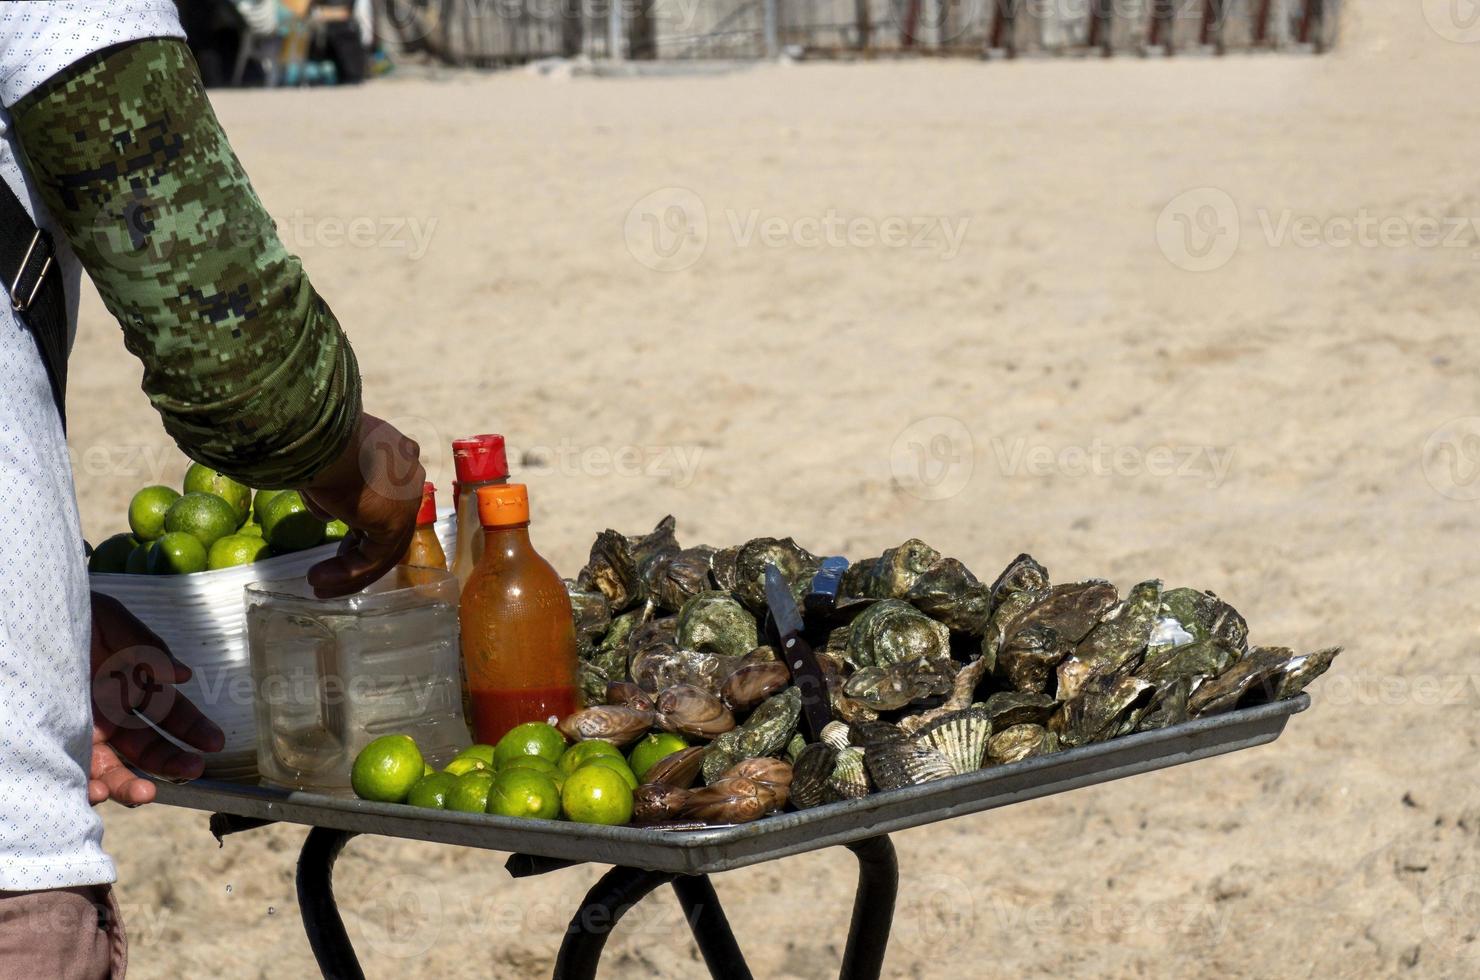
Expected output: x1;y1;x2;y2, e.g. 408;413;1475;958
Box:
150;695;1307;875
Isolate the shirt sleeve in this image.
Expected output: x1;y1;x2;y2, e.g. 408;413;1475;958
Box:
10;38;362;489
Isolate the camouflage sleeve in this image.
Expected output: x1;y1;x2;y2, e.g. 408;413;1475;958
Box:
10;39;361;490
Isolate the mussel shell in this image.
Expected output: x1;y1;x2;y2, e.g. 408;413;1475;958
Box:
556;705;654;747
986;724;1057;764
844;599;952;670
632;783;691;823
642;746;705;789
676;591;760;661
914;706;992;775
864;739;956;792
655;684;736;740
983;691;1057;730
722;757;793;810
606;680;654;711
679;776;769;824
790;743;837;809
720;661;791;712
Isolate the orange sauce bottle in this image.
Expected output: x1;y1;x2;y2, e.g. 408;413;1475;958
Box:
458;483;580;743
399;482;447;570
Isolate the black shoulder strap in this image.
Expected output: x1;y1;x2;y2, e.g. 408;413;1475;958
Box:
0;176;67;431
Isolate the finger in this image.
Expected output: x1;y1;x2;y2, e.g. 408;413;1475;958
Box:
308;524;416;598
107;725;207;781
90;741;157;806
94;596;192;684
300;492;335;522
134;687;225;753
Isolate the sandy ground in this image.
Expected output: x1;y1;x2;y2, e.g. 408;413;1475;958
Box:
62;2;1480;976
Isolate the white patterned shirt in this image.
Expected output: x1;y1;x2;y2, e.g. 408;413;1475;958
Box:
0;0;183;891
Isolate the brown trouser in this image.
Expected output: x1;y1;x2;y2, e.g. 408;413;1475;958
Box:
0;885;126;979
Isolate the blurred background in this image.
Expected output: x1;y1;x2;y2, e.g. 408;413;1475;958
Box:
71;0;1478;976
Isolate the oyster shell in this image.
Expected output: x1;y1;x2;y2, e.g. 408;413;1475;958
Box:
986;724;1058;764
994;624;1070;695
1056;579;1162;701
676;591;760;661
631;644;739;697
720;661;791;713
643;546;716;613
642;746;705;789
556;705;654;747
857;539;941;599
723;757;792;810
983;691;1057;730
1133;676;1193;733
790;742;838;809
1154;587;1249;656
905;558;993;634
1135;638;1238;687
986;553;1050;608
576;529;640;612
825;746;870;801
1051;674;1156;748
914;706;992;775
785;733;806;763
731;537;821;614
849;720;907;746
897;654;993;734
843;599;952;670
702;688;802;782
633;783;690;823
864;739;956;791
839;557;878;599
566;582;613;649
842;656;949;712
680;776;770;824
1187;646;1288;716
577;662;609;706
655;684;736;740
1272;646;1342;700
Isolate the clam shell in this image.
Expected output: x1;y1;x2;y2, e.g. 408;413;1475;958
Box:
556;705;654;747
722;757;792;810
655;684;736;740
642;746;705;789
720;662;791;713
914;706;992;775
864;739;956;792
820;721;851;750
679;775;769;824
632;783;691;823
825;746;870;801
791;743;837;809
606;681;654;711
986;724;1057;764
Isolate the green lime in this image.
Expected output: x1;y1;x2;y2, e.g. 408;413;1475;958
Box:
583;755;638;791
238;521;264;539
454;744;497;768
627;733;689;782
488;769;561;820
207;533;271;570
494;722;568;769
146;532;208;575
128;485;181;541
561;764;634;826
260;491;326;553
446;770;497;813
125;542;152;574
351;734;424;803
558;740;624;775
252;489;286;525
88;533;139;574
324;519;350;542
502;756;565;794
164;492;239;549
407;771;459;809
423;763;435;777
183;462;251;526
444;756;489;777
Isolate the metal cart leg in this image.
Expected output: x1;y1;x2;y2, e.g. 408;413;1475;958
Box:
840;836;898;980
671;875;753;980
553;866;677;980
297;827;365;980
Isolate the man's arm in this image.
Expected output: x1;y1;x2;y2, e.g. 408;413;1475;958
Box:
12;38;422;595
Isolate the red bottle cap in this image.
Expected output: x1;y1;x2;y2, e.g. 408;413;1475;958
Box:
452;434;509;484
416;481;437;525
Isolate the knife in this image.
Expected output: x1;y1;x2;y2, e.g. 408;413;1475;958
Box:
764;561;832;740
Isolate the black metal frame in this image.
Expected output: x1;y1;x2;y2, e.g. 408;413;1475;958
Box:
219;821;896;980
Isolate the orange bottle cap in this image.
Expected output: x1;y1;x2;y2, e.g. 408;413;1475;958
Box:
416;481;437;525
477;483;529;527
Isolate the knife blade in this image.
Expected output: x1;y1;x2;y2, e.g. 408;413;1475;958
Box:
764;561;832;740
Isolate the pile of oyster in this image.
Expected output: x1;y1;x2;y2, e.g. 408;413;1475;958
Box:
559;517;1340;827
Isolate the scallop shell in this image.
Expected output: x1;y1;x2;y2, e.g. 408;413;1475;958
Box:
791;742;837;809
864;739;956;792
825;746;870;801
820;721;851;751
914;706;992;776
